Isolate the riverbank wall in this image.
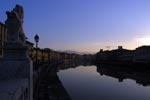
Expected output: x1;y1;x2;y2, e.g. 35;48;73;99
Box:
33;61;71;100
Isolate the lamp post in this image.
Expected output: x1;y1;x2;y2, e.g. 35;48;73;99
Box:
34;34;39;65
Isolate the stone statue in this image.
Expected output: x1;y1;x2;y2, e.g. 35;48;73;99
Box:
0;5;33;100
5;4;26;45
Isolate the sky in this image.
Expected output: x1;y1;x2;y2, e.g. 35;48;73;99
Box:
0;0;150;53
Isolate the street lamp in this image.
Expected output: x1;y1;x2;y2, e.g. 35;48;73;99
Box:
34;34;39;65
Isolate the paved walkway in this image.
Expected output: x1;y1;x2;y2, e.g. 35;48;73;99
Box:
35;62;71;100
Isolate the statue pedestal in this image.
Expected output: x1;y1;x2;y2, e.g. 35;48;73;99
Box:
0;43;33;100
3;43;28;60
0;43;33;79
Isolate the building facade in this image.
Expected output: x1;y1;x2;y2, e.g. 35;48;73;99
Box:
26;41;34;58
96;46;134;63
0;22;7;57
133;46;150;63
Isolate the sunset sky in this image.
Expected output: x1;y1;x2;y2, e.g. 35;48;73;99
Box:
0;0;150;53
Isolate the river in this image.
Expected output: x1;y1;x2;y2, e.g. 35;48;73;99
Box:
57;63;150;100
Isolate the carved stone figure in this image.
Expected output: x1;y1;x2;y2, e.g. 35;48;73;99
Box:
0;5;33;100
5;4;26;45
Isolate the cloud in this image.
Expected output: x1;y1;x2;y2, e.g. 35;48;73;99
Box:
134;35;150;45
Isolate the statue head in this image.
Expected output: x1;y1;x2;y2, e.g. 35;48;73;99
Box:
13;4;24;20
6;4;24;23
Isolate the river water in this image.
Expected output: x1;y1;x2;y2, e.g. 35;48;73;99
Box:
57;64;150;100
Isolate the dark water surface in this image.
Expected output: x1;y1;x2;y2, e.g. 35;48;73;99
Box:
57;64;150;100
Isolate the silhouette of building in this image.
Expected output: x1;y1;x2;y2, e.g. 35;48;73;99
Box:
0;22;7;58
110;46;133;62
96;46;134;63
96;49;111;61
133;45;150;63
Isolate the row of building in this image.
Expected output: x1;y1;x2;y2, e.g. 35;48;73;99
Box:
0;21;81;64
26;41;81;64
96;46;150;64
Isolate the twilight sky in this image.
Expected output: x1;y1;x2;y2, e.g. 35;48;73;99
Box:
0;0;150;53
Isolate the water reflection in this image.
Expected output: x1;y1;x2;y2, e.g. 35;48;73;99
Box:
96;65;150;86
57;62;150;100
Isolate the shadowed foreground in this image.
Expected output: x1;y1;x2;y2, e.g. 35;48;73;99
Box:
35;63;71;100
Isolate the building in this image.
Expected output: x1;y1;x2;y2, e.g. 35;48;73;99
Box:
44;48;51;62
32;48;51;64
96;49;111;61
26;41;34;58
42;49;49;63
133;46;150;63
110;46;134;62
0;22;7;58
50;50;61;61
96;46;134;62
32;48;41;63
